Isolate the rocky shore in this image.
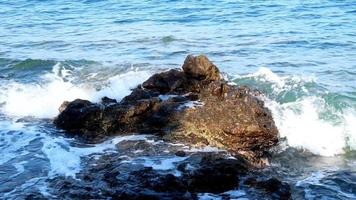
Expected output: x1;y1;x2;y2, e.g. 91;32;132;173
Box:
52;55;290;199
44;136;291;200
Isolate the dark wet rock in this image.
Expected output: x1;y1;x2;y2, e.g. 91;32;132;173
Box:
175;150;186;157
101;96;117;105
244;177;291;200
54;99;105;142
54;55;279;162
142;69;189;94
183;154;249;193
48;149;290;200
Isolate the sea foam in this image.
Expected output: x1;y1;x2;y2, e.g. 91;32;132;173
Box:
234;67;356;156
0;62;151;118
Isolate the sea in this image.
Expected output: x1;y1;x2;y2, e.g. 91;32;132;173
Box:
0;0;355;199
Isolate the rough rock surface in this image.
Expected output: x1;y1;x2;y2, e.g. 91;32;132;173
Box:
47;138;290;200
54;55;279;161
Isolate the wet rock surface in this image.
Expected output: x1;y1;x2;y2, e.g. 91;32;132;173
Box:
48;138;291;200
54;55;279;161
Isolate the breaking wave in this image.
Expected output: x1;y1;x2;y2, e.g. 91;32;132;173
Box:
233;68;356;156
0;62;152;118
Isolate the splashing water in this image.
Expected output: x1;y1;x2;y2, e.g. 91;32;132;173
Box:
0;62;152;118
234;67;356;156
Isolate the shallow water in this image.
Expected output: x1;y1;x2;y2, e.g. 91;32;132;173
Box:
0;0;356;199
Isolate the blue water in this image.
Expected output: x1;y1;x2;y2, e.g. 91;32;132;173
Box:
0;0;356;199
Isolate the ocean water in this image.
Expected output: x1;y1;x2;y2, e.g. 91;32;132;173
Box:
0;0;355;199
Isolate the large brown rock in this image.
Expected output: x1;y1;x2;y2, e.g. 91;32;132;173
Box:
165;82;278;160
54;55;279;161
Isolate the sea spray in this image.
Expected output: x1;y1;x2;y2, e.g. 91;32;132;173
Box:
233;67;356;156
0;63;152;118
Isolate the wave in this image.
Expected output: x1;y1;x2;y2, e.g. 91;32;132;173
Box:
233;68;356;156
0;62;152;118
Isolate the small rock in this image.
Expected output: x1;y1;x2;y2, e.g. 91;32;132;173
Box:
182;55;221;81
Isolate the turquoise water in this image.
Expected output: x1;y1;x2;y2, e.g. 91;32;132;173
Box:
0;0;356;199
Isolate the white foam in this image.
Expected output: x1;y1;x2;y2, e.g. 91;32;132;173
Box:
159;94;178;101
1;79;93;118
250;67;286;88
236;67;356;156
223;190;246;198
186;146;223;152
344;111;356;150
198;193;222;200
0;121;39;165
296;171;325;186
235;67;315;93
140;156;188;171
0;63;152;118
178;100;204;110
266;97;348;156
0;115;152;178
92;70;151;102
43;135;151;178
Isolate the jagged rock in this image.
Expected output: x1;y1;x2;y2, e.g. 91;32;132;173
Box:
182;55;221;81
54;55;279;161
142;69;188;94
54;99;105;142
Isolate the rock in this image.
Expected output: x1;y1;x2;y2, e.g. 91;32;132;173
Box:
164;81;279;161
183;154;249;193
175;151;186;157
54;54;279;161
142;69;188;94
58;101;70;113
244;177;291;200
54;99;105;142
101;96;117;105
182;55;220;81
48;150;289;200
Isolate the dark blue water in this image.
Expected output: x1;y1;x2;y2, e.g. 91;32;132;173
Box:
0;0;355;199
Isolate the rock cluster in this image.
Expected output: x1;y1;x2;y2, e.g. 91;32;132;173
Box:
54;55;279;161
49;149;290;200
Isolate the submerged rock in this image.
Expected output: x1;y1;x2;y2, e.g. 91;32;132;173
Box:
54;55;279;161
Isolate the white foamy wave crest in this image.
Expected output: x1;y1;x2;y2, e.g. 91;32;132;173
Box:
0;63;152;118
234;67;315;93
266;97;356;156
91;70;151;102
235;68;356;156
